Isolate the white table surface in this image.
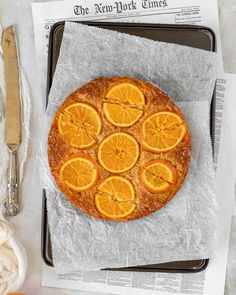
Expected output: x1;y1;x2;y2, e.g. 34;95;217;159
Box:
0;0;235;294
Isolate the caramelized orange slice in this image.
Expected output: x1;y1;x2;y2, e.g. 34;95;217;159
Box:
140;159;177;193
103;83;145;127
60;154;98;192
98;132;139;173
58;102;102;149
141;111;187;153
95;176;136;218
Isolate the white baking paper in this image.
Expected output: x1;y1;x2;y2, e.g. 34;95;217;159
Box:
42;22;218;273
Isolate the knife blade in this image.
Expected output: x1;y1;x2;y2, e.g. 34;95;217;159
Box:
2;26;21;216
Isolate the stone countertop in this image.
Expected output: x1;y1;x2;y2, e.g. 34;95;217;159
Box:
0;0;235;294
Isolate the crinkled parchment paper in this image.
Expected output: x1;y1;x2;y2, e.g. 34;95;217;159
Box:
42;22;218;272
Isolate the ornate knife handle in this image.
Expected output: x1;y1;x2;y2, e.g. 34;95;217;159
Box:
5;148;19;216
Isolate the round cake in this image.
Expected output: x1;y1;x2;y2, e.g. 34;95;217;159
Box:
48;76;191;221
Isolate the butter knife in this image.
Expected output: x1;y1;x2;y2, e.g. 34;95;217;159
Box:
2;26;21;216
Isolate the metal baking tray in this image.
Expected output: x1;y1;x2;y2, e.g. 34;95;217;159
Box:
42;21;216;272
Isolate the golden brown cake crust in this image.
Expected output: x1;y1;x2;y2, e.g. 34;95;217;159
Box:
48;76;191;221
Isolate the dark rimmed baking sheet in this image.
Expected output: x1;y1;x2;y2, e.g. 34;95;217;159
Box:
42;21;216;272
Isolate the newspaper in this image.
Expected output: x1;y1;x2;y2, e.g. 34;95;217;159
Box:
32;0;223;95
31;0;235;294
221;75;236;215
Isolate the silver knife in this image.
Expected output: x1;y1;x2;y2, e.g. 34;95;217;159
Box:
2;26;21;216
